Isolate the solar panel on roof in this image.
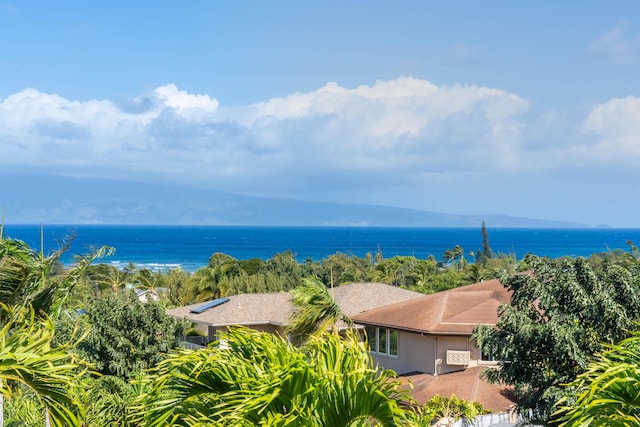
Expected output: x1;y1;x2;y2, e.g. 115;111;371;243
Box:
190;297;230;314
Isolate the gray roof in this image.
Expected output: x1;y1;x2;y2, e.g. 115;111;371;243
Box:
167;292;292;327
167;282;424;328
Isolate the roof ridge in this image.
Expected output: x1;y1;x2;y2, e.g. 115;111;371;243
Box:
436;293;448;323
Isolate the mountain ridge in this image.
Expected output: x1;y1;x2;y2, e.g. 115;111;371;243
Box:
1;173;586;228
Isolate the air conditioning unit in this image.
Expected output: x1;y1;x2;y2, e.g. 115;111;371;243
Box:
446;350;470;366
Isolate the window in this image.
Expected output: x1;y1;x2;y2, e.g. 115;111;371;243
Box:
365;326;398;357
480;346;497;362
379;327;387;353
389;329;398;356
365;326;377;352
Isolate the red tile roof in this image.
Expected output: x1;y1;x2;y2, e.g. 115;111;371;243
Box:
352;279;512;335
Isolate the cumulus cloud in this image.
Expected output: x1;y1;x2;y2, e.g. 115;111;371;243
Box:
588;22;640;64
152;84;219;113
580;96;640;162
5;77;637;210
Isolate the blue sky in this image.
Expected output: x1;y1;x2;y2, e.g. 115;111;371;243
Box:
2;1;640;226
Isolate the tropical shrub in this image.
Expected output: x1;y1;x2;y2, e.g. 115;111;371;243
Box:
554;330;640;426
78;293;186;379
135;327;409;426
0;305;88;427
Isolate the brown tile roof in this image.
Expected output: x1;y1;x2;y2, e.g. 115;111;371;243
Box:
167;282;424;327
398;367;518;413
331;282;424;316
351;279;511;335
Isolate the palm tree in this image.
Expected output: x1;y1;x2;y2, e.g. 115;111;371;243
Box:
371;261;399;285
134;327;410;426
83;375;144;427
0;237;62;315
183;267;223;302
0;305;87;427
132;268;160;302
0;235;111;426
80;262;128;299
0;235;113;314
286;277;352;341
443;245;465;269
554;330;640;426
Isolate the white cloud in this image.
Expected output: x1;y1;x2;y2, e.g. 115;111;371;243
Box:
152;84;219;113
580;96;640;161
510;96;640;181
588;22;640;64
5;77;638;213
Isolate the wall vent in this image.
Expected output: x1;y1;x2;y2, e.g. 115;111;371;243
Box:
446;350;470;366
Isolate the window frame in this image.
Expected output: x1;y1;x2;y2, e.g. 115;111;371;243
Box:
366;326;398;358
479;346;497;363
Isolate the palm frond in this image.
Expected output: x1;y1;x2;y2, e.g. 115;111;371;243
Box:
135;327;409;426
0;304;88;427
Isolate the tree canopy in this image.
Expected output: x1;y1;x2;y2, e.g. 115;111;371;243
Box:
78;293;186;379
472;254;640;422
286;277;352;341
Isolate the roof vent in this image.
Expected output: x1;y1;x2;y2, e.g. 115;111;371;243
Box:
190;297;230;314
446;350;470;366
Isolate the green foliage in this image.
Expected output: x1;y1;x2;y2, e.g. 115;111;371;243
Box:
0;237;59;313
135;327;410;426
184;326;206;337
0;234;114;318
479;221;492;262
443;245;465;269
415;394;489;425
82;263;129;297
176;243;518;307
157;267;190;306
259;250;304;289
472;254;640;422
79;293;186;379
183;251;305;304
83;375;144;427
318;252;373;286
0;305;88;427
4;385;43;427
554;329;640;426
286;277;352;341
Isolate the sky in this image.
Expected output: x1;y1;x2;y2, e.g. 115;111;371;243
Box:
1;1;640;227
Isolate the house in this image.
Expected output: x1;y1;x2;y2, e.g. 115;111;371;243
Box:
166;282;425;344
167;279;519;412
351;278;510;375
351;278;518;412
136;288;160;303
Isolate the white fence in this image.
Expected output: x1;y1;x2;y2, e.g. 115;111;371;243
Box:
445;411;540;427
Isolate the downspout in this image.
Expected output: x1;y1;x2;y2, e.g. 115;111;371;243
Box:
435;336;439;376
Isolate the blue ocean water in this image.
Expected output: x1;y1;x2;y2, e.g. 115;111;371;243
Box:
2;225;639;272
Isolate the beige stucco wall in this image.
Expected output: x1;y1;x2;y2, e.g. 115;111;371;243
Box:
369;330;437;375
435;335;498;374
434;335;472;375
369;330;497;376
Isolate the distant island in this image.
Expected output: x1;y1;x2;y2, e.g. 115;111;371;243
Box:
2;173;585;228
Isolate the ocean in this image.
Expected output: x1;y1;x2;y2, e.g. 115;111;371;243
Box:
2;225;639;272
